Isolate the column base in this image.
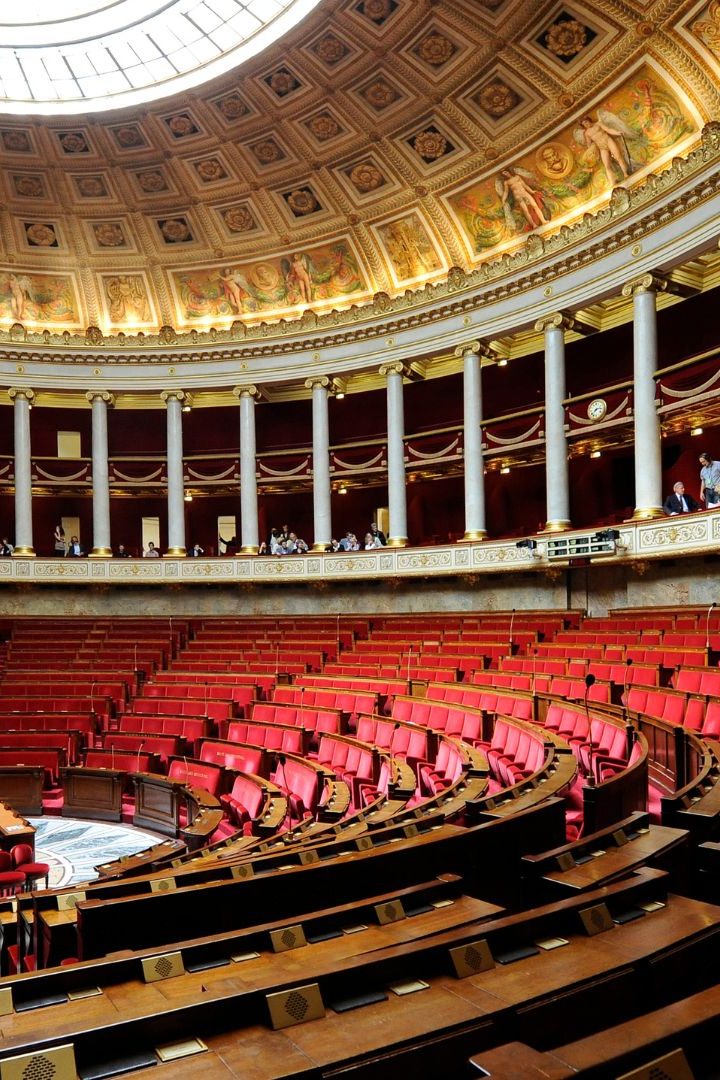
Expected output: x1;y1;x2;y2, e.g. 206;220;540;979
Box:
386;537;408;548
629;507;664;521
460;530;488;542
164;547;187;557
311;542;331;552
89;547;113;558
240;546;259;555
542;519;572;533
11;547;35;557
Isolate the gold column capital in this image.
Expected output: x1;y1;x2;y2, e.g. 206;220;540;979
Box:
304;375;331;391
535;311;596;335
454;341;497;360
7;387;34;403
379;361;407;378
621;273;668;298
85;391;115;406
232;384;260;401
160;389;189;404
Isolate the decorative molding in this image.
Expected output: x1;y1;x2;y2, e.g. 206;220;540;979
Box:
1;511;719;584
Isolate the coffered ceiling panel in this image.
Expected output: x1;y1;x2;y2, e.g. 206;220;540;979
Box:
0;0;717;340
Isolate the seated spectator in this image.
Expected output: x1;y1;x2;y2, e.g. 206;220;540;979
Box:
143;541;160;558
338;531;359;551
295;537;309;553
364;531;382;549
258;541;268;555
269;528;283;555
283;532;298;554
219;535;239;556
664;482;699;516
66;535;84;557
0;536;13;556
191;543;204;556
114;544;131;558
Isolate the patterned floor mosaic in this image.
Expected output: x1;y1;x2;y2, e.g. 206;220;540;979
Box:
28;817;164;887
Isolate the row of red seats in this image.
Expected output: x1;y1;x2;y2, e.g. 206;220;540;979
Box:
624;687;720;737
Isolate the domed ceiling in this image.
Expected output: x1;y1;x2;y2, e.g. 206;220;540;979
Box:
0;0;718;340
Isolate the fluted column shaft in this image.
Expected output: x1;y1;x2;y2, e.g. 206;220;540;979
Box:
624;279;663;519
236;387;259;553
539;317;571;531
381;363;408;546
162;391;187;556
457;344;487;540
9;389;34;556
88;392;113;556
307;377;332;550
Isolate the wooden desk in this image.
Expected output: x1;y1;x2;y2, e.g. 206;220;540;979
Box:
61;766;124;822
537;825;690;896
0;767;43;816
0;800;34;853
133;773;184;836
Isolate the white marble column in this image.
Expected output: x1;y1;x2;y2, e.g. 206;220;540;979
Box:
380;362;408;547
536;314;571;532
233;385;260;553
8;388;35;556
455;341;488;540
161;391;187;556
87;391;114;557
622;275;663;519
306;376;332;551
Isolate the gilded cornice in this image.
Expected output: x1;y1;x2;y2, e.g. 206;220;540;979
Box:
0;122;718;373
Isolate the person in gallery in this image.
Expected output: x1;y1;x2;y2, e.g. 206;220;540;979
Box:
699;452;720;509
0;536;13;556
219;535;239;556
664;482;699;516
114;544;132;557
66;535;84;556
53;523;67;556
143;541;160;558
191;543;204;556
369;522;386;546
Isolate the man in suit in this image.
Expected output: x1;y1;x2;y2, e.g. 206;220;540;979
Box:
664;481;700;516
66;535;84;556
369;522;386;546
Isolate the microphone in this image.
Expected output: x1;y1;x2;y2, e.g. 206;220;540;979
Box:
136;741;146;774
407;646;413;686
531;646;538;696
111;744;115;771
706;602;716;650
509;608;516;654
621;652;634;712
337;613;341;660
584;674;596;784
276;752;287;789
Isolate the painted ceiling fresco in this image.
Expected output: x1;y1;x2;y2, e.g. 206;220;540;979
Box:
0;0;717;336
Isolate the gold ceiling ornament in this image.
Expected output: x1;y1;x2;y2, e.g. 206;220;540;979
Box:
0;121;716;359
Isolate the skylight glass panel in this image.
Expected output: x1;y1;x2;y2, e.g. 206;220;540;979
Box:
187;4;223;34
0;0;322;113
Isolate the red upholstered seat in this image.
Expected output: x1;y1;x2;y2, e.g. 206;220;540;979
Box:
0;871;26;895
11;843;50;890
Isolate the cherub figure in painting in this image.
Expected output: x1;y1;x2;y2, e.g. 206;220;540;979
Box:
219;267;253;313
8;274;32;320
284;252;313;304
575;112;635;183
496;168;549;231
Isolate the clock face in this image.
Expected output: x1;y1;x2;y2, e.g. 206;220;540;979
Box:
587;398;607;422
